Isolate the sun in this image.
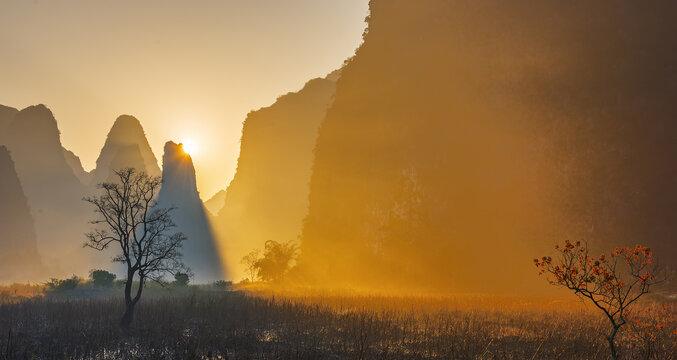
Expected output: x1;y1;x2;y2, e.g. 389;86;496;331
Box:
181;139;199;156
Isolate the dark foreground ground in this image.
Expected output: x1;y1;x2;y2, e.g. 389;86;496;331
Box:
0;289;675;359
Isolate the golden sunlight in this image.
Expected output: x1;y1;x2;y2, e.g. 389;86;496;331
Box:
181;139;199;156
1;1;675;358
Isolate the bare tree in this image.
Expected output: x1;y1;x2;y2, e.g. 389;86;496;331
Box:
241;249;261;282
84;168;188;329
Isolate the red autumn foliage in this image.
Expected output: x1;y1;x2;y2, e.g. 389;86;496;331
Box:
624;304;677;359
534;241;663;360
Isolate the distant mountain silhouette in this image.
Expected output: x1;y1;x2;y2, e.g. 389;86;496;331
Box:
90;115;160;186
0;105;19;144
108;144;146;179
204;190;226;216
62;147;92;185
1;104;90;276
216;76;337;280
157;141;223;283
299;0;677;292
0;146;43;282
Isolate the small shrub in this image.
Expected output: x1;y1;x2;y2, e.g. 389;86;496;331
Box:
173;273;190;287
212;280;232;290
45;275;81;292
90;269;117;287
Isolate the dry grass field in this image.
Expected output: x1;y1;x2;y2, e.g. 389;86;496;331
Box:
0;285;675;360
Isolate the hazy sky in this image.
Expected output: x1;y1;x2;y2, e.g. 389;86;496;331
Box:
0;0;368;198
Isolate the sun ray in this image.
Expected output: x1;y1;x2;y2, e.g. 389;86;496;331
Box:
181;139;199;156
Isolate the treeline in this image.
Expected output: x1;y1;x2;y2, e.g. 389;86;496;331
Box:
0;269;233;302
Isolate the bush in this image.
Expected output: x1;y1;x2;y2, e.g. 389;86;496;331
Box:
173;273;189;287
212;280;232;290
45;275;81;292
90;269;117;287
254;240;298;283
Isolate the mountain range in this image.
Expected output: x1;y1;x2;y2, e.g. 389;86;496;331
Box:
0;105;223;283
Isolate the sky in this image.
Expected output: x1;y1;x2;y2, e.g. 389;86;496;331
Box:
0;0;369;198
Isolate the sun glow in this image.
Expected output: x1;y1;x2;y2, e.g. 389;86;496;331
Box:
181;139;199;156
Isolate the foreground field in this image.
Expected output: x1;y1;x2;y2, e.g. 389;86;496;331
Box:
0;288;675;359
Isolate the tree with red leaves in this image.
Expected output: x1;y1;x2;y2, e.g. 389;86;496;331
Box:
535;241;662;360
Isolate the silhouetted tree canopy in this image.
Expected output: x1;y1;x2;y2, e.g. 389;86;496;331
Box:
254;240;298;283
90;269;116;288
173;273;190;287
45;275;80;292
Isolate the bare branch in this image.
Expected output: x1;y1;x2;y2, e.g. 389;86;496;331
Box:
83;167;189;328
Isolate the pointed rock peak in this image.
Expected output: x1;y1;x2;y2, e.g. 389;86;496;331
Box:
92;114;161;182
16;104;54;121
3;105;61;155
161;140;199;199
107;115;146;142
3;104;81;188
8;105;62;148
164;141;192;162
157;141;222;282
0;104;18;119
20;103;50;114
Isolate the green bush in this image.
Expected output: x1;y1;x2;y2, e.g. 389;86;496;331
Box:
90;269;117;287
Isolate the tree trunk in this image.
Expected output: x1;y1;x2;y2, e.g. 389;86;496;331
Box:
608;325;621;360
120;301;135;329
120;270;145;331
120;269;136;330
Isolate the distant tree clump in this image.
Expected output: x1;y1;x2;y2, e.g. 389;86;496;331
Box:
84;168;188;330
240;241;298;283
256;240;298;283
241;249;261;282
173;272;190;287
45;275;81;292
90;269;117;287
212;280;232;290
535;241;664;360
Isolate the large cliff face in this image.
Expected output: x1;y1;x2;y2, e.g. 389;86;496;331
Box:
157;141;224;283
300;0;677;292
216;77;336;280
0;146;43;282
90;115;160;186
1;105;90;276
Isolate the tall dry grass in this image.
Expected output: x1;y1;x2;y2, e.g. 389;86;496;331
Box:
0;288;674;359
